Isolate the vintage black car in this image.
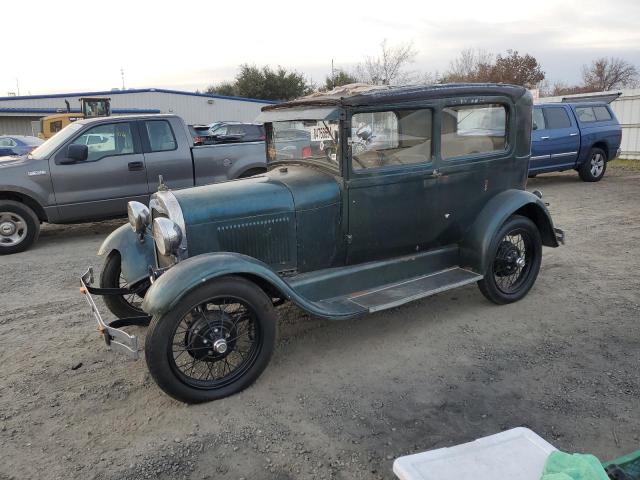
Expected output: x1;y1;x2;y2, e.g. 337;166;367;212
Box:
81;84;564;403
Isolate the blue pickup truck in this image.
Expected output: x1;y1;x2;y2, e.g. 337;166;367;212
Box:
530;102;622;181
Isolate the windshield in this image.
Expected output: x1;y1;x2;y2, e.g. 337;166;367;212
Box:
29;122;84;160
267;120;340;169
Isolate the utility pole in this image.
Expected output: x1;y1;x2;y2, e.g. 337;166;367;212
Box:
16;78;20;96
121;68;125;90
331;59;335;88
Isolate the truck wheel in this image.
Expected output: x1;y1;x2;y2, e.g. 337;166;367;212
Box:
578;147;607;182
477;215;542;305
100;251;149;318
0;200;40;255
145;276;277;403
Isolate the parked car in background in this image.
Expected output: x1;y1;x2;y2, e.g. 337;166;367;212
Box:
0;114;266;254
530;102;621;182
0;135;43;156
188;122;266;145
80;83;564;403
209;122;266;142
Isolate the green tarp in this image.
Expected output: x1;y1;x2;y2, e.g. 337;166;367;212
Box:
542;452;610;480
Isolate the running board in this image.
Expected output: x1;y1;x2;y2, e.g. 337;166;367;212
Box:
315;267;482;314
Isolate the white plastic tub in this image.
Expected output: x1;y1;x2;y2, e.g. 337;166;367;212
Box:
393;427;557;480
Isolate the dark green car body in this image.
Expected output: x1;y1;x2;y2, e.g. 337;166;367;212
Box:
99;83;562;321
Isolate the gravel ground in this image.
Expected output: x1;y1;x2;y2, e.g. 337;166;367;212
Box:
1;168;639;480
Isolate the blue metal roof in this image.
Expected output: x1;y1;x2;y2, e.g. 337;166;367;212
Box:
0;88;277;105
0;107;160;114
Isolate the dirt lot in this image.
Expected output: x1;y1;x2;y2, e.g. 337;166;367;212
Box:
1;167;639;480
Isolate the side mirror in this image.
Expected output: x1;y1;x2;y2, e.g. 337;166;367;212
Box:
532;122;538;131
61;144;88;164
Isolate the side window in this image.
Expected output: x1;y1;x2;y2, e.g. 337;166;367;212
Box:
50;120;63;134
543;108;572;129
244;125;265;142
0;138;16;147
593;106;612;121
351;109;432;170
441;104;506;160
532;108;546;130
145;120;177;152
71;123;134;161
575;107;596;123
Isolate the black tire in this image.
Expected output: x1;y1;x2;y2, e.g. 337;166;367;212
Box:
0;200;40;255
145;276;277;403
477;215;542;305
100;251;148;318
578;147;607;182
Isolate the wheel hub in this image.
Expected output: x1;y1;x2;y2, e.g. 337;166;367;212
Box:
496;240;524;276
184;311;237;361
0;221;16;236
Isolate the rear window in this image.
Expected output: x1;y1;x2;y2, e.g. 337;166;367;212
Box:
543;108;572;129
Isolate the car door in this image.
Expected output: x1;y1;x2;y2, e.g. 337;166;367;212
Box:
437;101;512;243
346;107;444;264
530;107;550;172
50;120;148;221
139;119;194;191
537;106;579;170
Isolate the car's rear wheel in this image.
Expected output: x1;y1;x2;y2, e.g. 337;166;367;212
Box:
145;276;277;403
578;147;607;182
477;215;542;305
0;201;40;255
100;251;149;318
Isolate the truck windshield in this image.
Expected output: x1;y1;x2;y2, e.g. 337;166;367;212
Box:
267;120;340;169
29;123;84;160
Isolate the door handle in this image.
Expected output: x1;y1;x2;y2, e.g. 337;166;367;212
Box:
128;161;144;171
540;136;550;140
569;132;578;136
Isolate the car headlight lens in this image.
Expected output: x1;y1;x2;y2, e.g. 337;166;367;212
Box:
153;217;183;256
127;201;150;234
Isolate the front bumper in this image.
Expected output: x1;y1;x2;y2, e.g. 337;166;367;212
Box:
80;267;150;359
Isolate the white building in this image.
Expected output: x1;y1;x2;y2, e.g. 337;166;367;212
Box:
0;88;276;136
537;89;640;160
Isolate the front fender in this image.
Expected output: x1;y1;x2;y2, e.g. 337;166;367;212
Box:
460;189;559;274
98;224;155;284
141;252;363;320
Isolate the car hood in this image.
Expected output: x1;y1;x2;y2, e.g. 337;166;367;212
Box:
167;165;341;262
173;165;341;227
0;154;29;168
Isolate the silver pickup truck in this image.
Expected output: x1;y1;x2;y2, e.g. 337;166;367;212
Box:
0;114;266;254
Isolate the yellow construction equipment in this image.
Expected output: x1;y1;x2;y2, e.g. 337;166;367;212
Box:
39;97;111;139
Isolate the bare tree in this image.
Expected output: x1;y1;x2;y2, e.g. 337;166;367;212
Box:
490;50;545;88
582;57;639;91
354;40;418;85
441;49;493;83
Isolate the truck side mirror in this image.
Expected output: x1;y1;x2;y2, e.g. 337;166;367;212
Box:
61;144;89;164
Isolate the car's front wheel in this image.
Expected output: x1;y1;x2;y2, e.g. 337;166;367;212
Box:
100;251;149;318
0;201;40;255
578;147;607;182
145;276;277;403
477;215;542;305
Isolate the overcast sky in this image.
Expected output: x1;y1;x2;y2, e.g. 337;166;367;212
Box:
3;0;639;97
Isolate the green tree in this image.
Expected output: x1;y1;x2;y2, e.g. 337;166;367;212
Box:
324;69;358;90
206;65;312;101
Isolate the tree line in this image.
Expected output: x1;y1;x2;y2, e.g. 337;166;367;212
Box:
205;40;639;101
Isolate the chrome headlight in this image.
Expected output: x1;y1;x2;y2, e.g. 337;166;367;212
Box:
153;217;183;256
127;201;150;234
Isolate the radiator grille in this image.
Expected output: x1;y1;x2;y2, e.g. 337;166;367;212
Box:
216;215;292;266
